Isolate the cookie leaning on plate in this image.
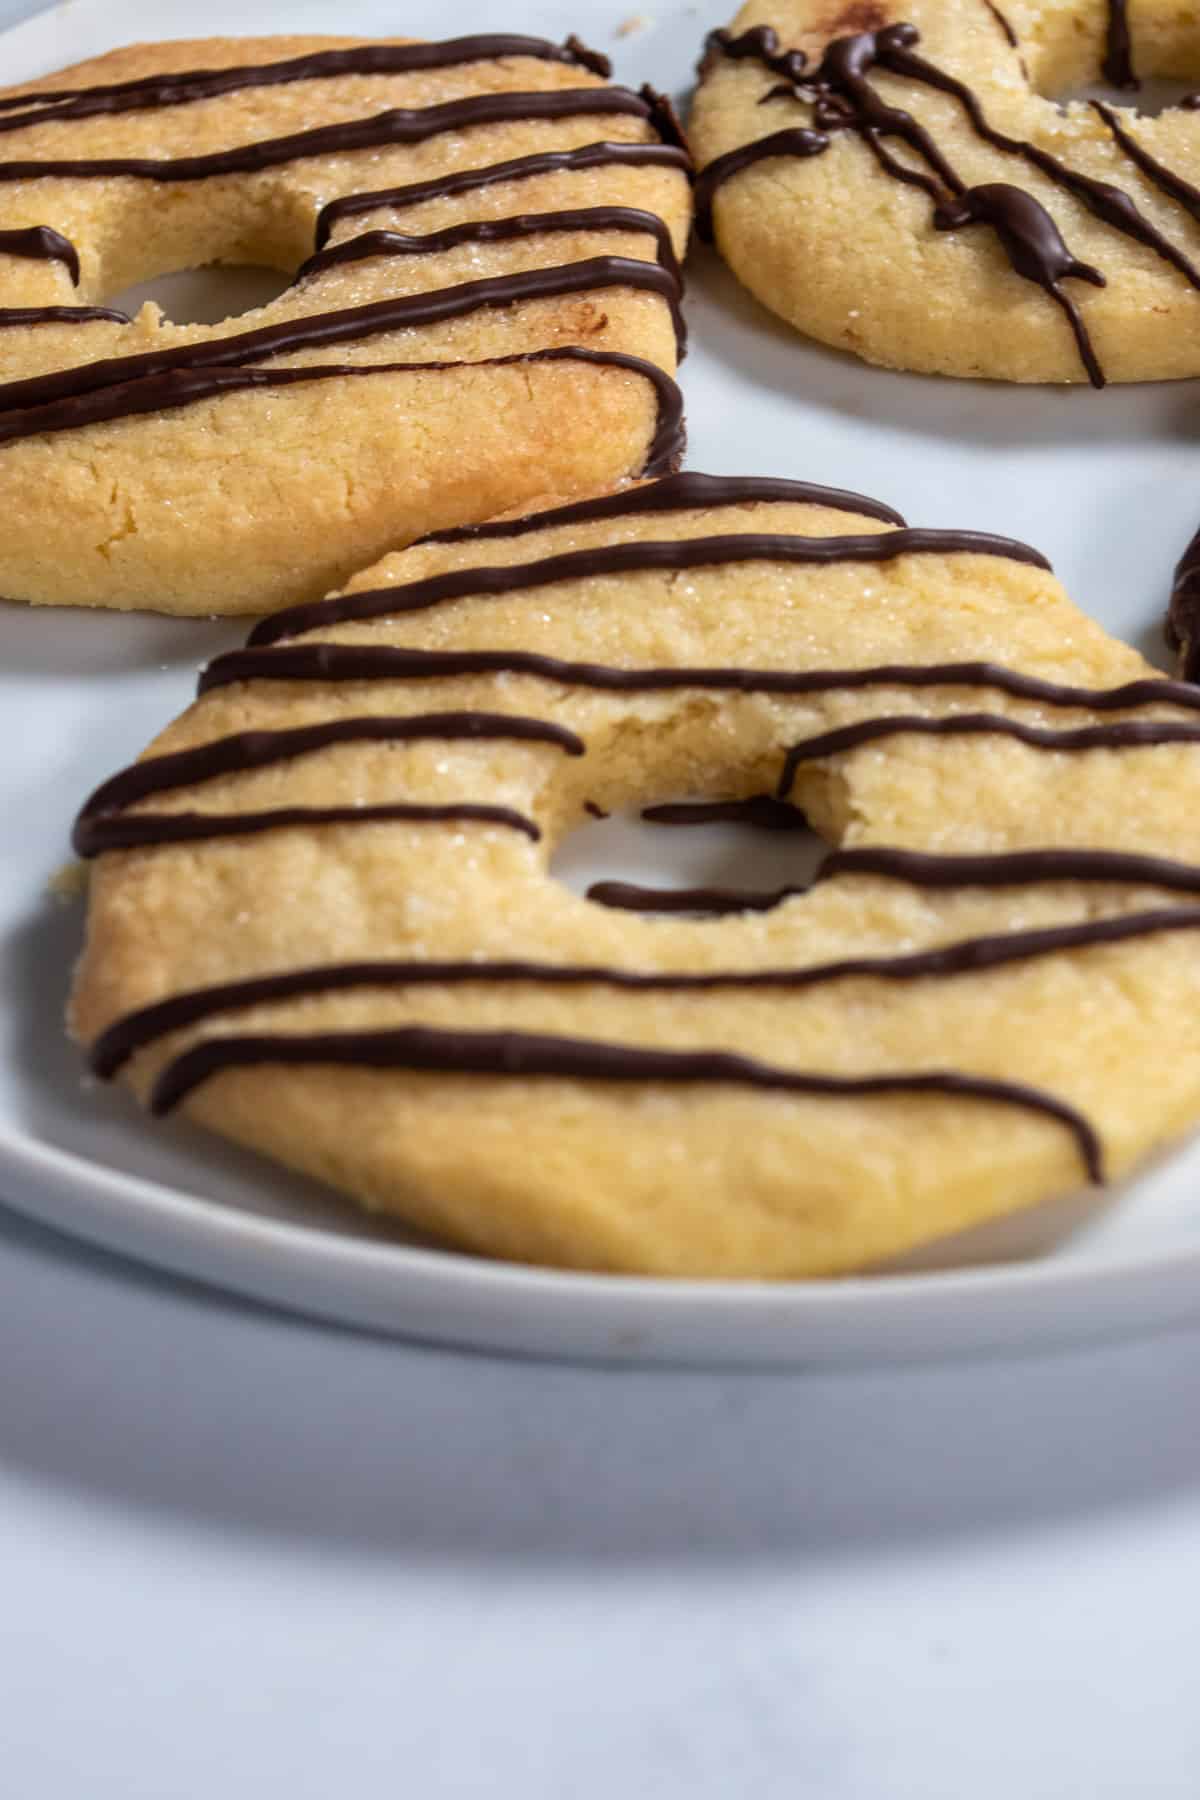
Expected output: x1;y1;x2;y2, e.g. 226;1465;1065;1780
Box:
67;470;1200;1278
0;32;690;613
690;0;1200;384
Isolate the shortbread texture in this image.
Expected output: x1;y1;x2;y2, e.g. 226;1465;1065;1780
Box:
690;0;1200;381
0;34;690;612
69;480;1200;1277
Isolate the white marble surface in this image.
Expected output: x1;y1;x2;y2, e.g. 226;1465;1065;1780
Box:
3;1;1200;1790
2;1201;1200;1797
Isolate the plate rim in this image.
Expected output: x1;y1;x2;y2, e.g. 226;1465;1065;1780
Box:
4;1116;1200;1366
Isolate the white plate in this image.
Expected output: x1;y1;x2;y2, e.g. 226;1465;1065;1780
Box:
4;0;1200;1364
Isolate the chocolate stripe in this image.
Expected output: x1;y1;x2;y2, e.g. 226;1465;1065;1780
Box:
74;711;583;845
417;470;906;541
588;879;807;914
0;258;683;421
702;25;810;84
1168;522;1200;680
0;87;655;185
930;183;1105;389
1102;0;1138;90
90;907;1200;1079
0;305;130;328
248;531;1051;648
702;23;1200;387
0;344;685;478
641;795;809;829
982;3;1019;50
315;141;692;248
294;206;683;289
819;847;1200;892
867;31;1195;290
694;127;828;237
0;223;79;281
198;647;1195;713
144;1022;1103;1182
1093;102;1200;227
0;36;612;135
778;711;1200;795
75;801;540;858
292;235;688;358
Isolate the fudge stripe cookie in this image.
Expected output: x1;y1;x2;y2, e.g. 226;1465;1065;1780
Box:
690;1;1200;383
68;473;1200;1278
0;33;691;612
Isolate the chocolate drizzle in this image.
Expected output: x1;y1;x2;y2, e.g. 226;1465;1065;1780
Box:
282;233;687;359
89;907;1200;1081
314;142;692;249
0;304;130;328
932;185;1105;388
0;87;659;185
73;710;582;857
1168;524;1200;681
0;223;79;281
76;801;541;858
638;86;691;156
0;339;684;478
819;846;1200;893
1092;101;1200;228
419;470;904;544
701;19;1200;385
248;529;1051;647
704;25;810;86
776;710;1200;795
587;879;808;914
200;645;1199;716
294;206;684;291
882;45;1188;263
871;36;1200;293
0;259;685;428
694;128;829;237
143;1022;1103;1182
699;25;1109;381
641;795;809;830
982;2;1019;51
809;29;962;190
1102;0;1138;91
0;37;613;136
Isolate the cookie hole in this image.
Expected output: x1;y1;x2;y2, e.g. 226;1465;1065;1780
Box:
103;263;291;325
551;796;829;916
1024;16;1200;113
1054;74;1199;115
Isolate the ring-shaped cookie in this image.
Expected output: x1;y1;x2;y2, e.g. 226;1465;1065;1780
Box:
690;0;1200;384
69;472;1200;1277
0;33;690;613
